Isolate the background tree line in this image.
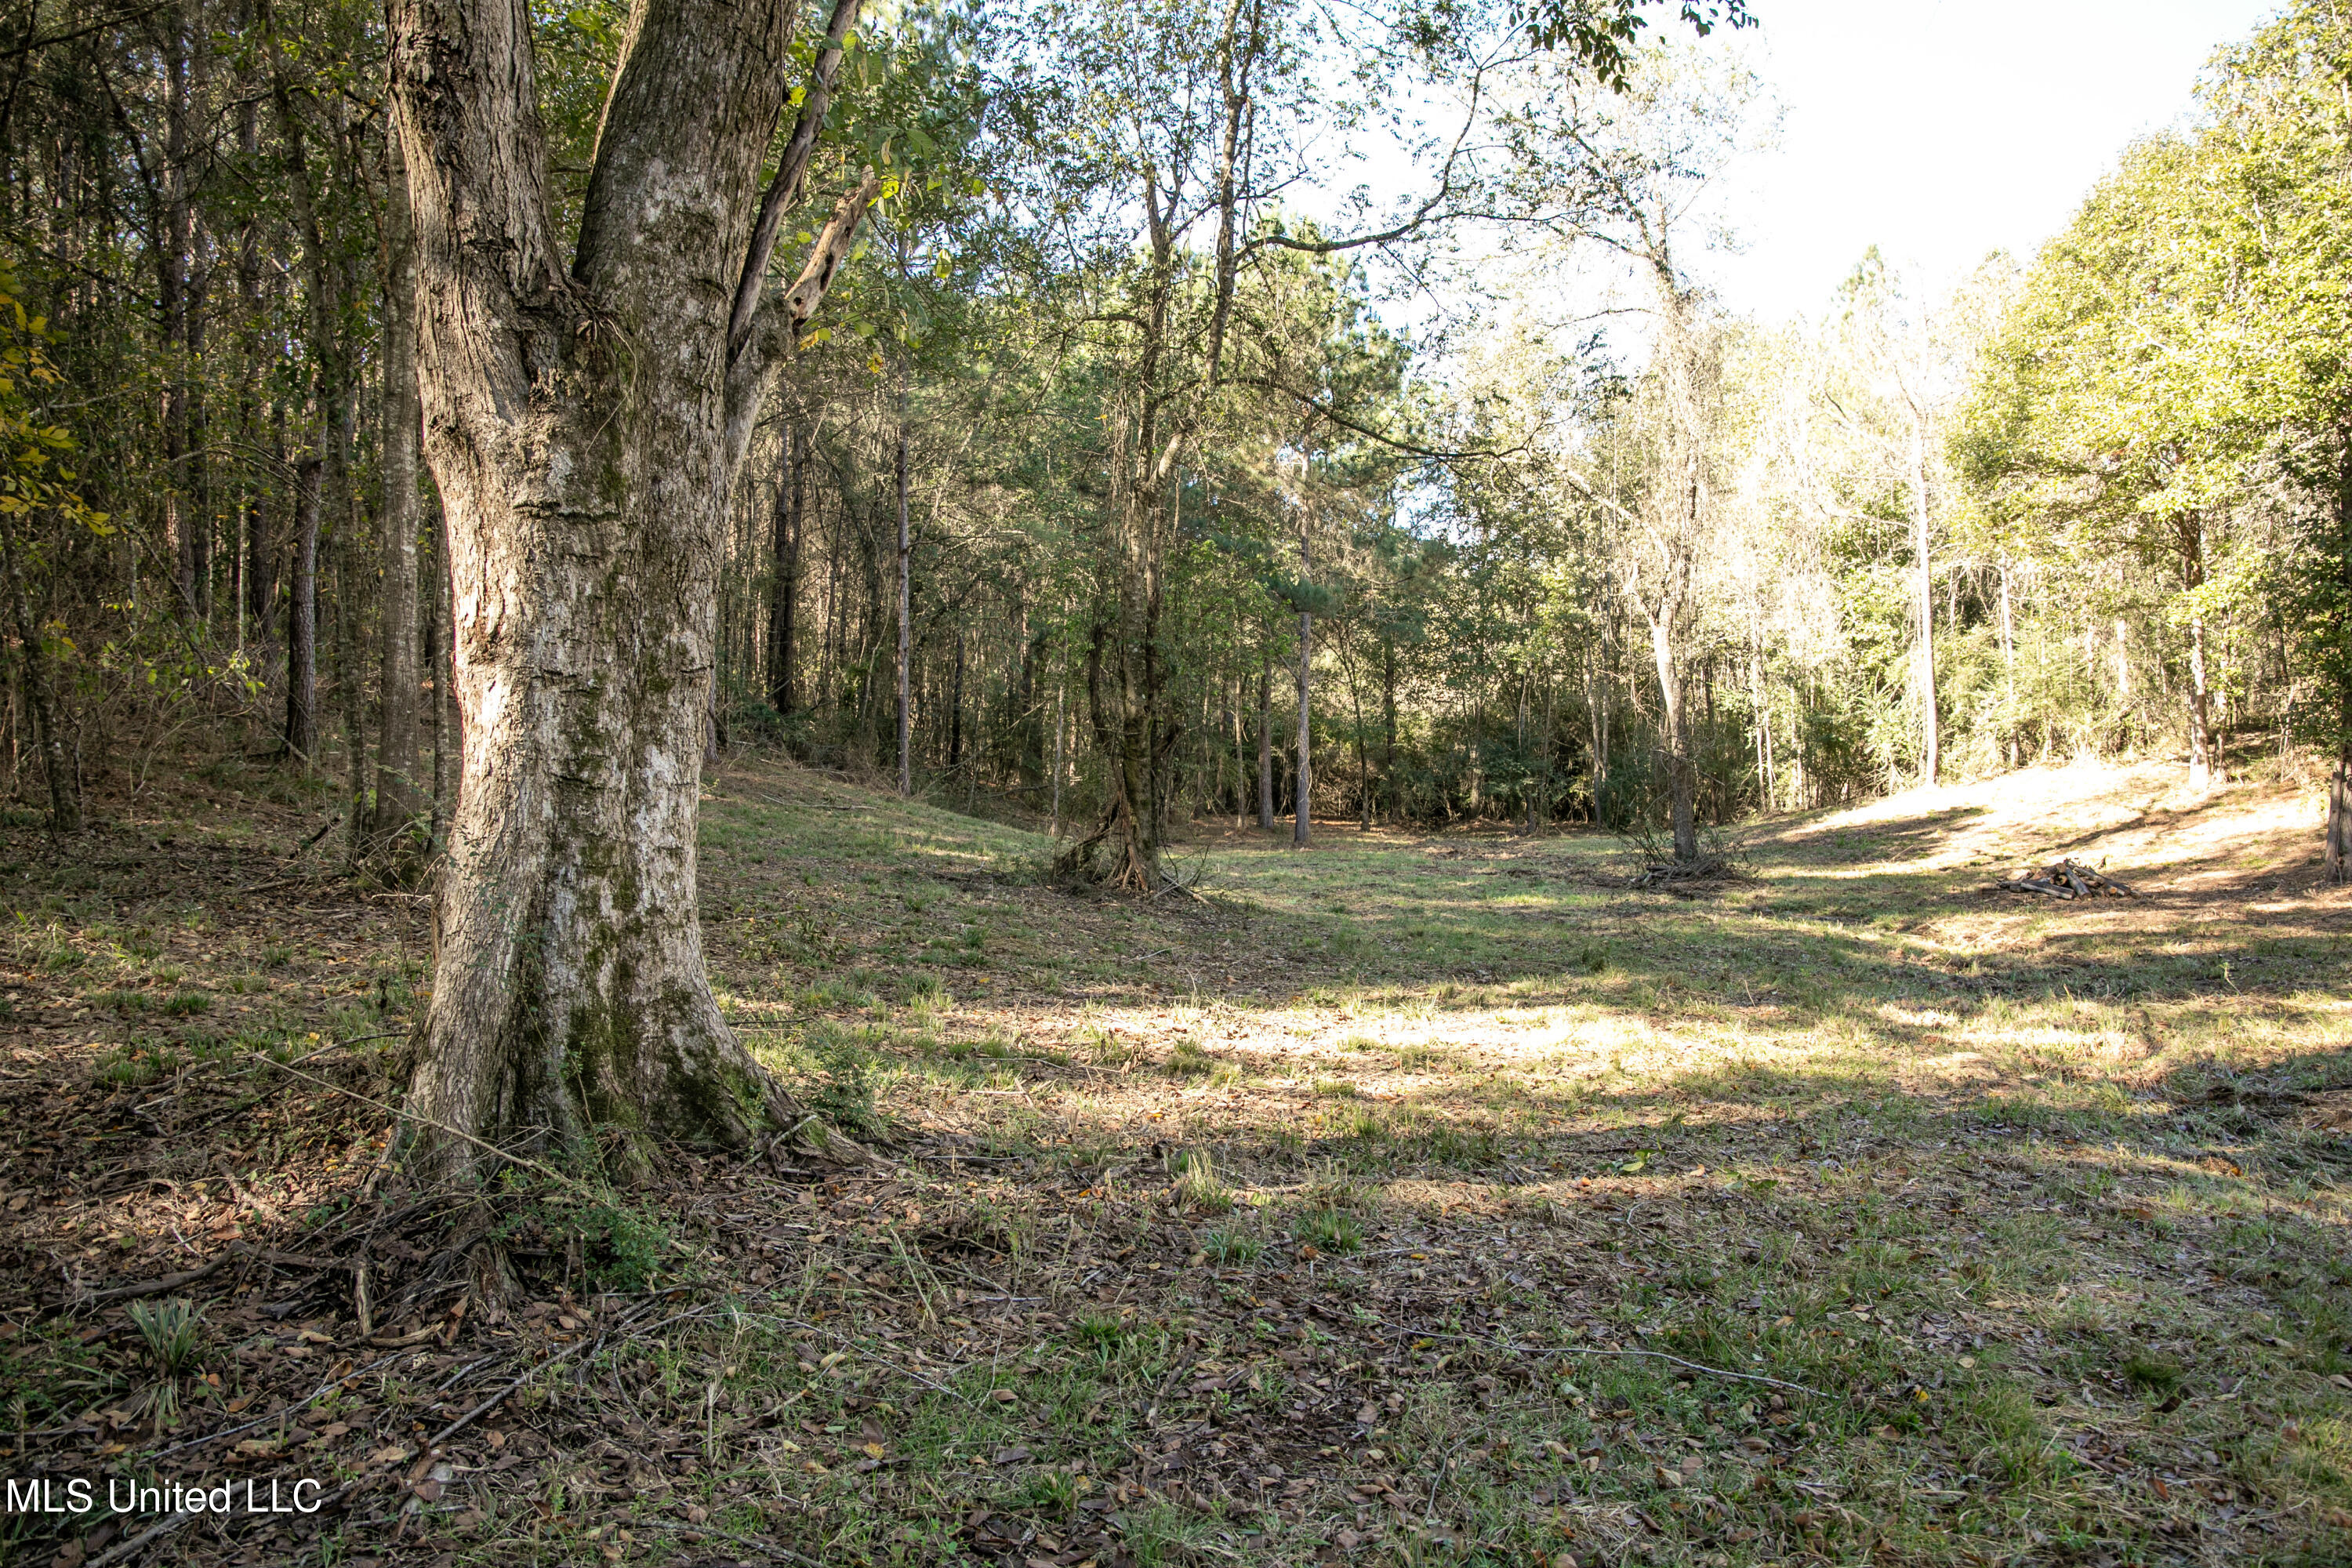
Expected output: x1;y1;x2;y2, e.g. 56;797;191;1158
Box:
1;0;2343;900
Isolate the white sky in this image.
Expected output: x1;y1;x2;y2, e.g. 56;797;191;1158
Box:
1706;0;2286;321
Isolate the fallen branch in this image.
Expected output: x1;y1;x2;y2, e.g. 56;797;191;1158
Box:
85;1509;198;1568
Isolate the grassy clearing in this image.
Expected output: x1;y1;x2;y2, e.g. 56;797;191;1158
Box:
1;756;2347;1566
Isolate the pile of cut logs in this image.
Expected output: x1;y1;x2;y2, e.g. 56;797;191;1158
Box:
1994;858;2138;899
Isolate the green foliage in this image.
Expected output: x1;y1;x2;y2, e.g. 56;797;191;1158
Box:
128;1297;204;1378
579;1201;674;1293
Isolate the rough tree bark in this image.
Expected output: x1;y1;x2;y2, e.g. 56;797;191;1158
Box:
389;0;877;1179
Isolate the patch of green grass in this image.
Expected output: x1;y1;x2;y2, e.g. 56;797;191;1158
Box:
1172;1151;1232;1213
1201;1225;1263;1264
1287;1205;1362;1254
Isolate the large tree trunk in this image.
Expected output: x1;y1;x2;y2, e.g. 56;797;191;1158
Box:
390;0;874;1179
372;122;426;851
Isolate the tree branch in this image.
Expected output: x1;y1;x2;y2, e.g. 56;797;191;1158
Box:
1226;375;1515;463
728;0;864;361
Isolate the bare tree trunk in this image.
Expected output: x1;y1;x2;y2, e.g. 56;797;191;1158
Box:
948;629;965;769
284;458;320;762
160;0;198;615
2327;442;2352;885
1051;646;1065;835
373;123;425;851
390;0;877;1179
2;522;77;834
1998;554;2018;769
1908;412;1938;786
895;426;911;797
1294;597;1312;847
1257;644;1273;829
2183;517;2213;789
1381;637;1398;823
766;419;803;713
424;517;446;840
1650;612;1694;861
2328;745;2352;885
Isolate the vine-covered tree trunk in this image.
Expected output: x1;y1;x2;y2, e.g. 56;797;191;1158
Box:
390;0;874;1179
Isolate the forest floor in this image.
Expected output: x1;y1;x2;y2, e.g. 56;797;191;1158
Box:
2;753;2349;1568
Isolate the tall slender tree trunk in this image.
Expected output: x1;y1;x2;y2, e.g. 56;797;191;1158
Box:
2327;440;2352;885
951;630;969;770
895;426;911;797
3;523;77;833
284;458;321;762
161;0;198;615
1998;554;2018;769
1650;612;1694;861
1294;565;1312;848
425;517;448;841
1257;646;1273;829
373;123;425;851
390;0;877;1179
1381;637;1397;823
2183;517;2214;789
766;419;803;713
1051;648;1066;835
1908;411;1938;786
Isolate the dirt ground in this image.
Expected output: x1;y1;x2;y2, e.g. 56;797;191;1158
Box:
2;753;2347;1568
